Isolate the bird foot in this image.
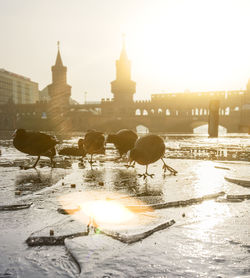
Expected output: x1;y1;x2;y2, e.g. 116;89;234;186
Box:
162;164;178;175
88;160;98;168
138;173;155;179
125;164;135;169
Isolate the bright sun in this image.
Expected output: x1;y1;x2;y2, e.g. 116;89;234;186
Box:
122;0;250;93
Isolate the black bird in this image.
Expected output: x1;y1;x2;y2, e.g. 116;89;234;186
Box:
58;139;86;161
128;134;178;178
13;129;58;169
83;130;105;166
106;129;138;159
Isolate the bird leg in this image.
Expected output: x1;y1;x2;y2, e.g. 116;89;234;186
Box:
50;156;55;168
161;158;177;175
138;165;154;179
88;154;97;168
21;155;41;170
32;156;41;168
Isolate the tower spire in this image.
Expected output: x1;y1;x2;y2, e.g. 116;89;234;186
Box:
55;41;63;67
48;41;71;107
110;35;136;107
120;33;128;60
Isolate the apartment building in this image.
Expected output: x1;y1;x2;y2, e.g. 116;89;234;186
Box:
0;68;39;104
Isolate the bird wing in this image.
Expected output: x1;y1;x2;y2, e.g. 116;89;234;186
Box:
135;135;165;164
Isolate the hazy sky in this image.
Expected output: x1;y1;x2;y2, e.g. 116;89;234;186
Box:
1;0;250;103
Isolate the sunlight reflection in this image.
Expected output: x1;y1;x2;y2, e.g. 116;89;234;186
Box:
193;161;223;195
59;191;155;229
192;201;231;234
187;161;231;240
80;200;134;224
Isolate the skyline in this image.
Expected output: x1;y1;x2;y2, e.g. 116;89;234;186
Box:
1;0;250;103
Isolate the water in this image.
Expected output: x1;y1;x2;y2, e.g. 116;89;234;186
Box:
0;133;249;277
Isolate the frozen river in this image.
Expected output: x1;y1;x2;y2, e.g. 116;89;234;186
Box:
0;133;249;277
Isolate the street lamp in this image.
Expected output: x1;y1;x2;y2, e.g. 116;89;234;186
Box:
84;91;87;104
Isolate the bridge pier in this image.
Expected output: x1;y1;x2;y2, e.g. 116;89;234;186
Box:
208;100;220;137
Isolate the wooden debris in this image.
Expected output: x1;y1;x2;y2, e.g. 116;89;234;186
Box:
71;184;76;188
214;166;230;170
98;219;175;244
26;232;88;246
26;218;89;246
227;194;250;201
127;192;226;211
216;194;250;203
0;203;32;211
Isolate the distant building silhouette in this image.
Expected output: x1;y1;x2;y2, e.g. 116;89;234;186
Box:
111;35;136;104
39;86;50;102
47;42;71;107
102;35;136;116
0;68;38;105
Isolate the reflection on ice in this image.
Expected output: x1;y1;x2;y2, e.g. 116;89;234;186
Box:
191;201;231;235
59;191;155;230
81;200;135;224
15;168;66;195
193;161;224;195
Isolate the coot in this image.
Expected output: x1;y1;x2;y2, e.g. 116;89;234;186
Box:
83;130;105;166
13;129;58;169
58;139;86;161
128;134;177;178
106;129;138;158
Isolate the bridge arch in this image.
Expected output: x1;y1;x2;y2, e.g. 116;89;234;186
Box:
191;121;227;134
193;124;227;134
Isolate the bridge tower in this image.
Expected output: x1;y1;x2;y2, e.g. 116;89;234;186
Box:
110;35;136;115
48;42;71;107
47;42;72;132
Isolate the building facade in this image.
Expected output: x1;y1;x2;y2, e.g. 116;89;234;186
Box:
0;69;39;105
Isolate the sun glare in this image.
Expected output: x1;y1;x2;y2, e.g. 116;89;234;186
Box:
123;0;250;93
80;200;135;224
59;191;155;229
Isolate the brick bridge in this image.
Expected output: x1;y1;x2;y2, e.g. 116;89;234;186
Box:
1;89;249;133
